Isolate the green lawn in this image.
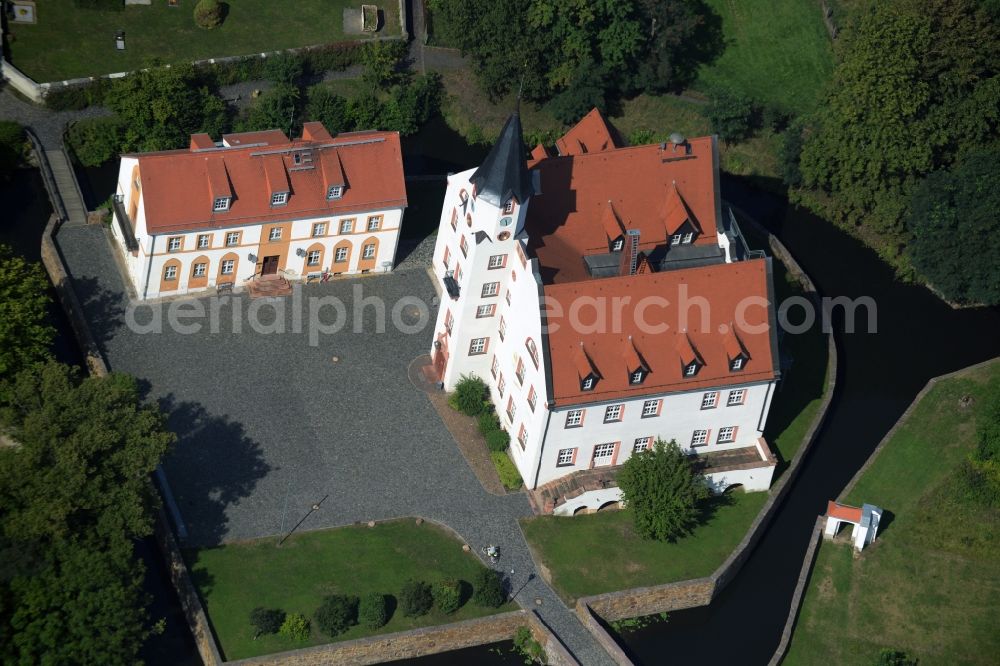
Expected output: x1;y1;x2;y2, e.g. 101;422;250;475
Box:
521;492;768;603
6;0;400;82
695;0;834;114
785;361;1000;665
185;519;513;660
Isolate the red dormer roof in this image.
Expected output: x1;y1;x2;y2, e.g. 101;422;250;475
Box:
663;182;694;235
262;154;288;195
555;108;617;156
723;327;748;360
601;200;626;241
222;130;289;147
205;157;231;199
675;332;701;368
623;337;646;373
574;344;598;380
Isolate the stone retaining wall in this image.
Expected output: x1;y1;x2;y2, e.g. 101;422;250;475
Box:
768;516;824;665
574;604;634;666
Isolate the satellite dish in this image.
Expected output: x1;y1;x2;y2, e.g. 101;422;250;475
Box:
669;132;686;145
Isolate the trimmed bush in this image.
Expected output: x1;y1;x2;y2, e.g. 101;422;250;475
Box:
358;592;390;630
249;607;285;637
314;594;359;637
194;0;226;29
399;579;433;617
45;80;110;111
485;429;510;453
433;579;462;614
491;451;523;490
472;568;505;608
278;612;310;641
477;411;500;436
449;374;488;416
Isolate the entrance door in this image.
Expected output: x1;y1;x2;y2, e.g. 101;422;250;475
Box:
261;255;280;275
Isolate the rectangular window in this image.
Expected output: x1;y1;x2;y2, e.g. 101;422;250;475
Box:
225;232;240;247
268;227;282;241
335;247;348;262
503;199;514;214
682;232;693;244
506;397;516;422
168;236;182;251
488;254;506;269
498;373;506;396
363;243;376;259
460;235;469;257
718;426;736;444
630;370;644;384
612;238;624;251
443;246;451;268
633;436;652;453
582;377;594;391
476;304;496;318
271;192;288;206
163;265;177;280
450;208;458;231
455;264;463;282
727;389;746;406
498;316;506;340
517;424;527;449
221;259;235;275
685;363;698;376
340;219;354;234
527;386;537;411
491;355;499;378
312;222;326;237
671;233;682;246
367;216;381;231
505;289;512;305
197;234;211;249
307;250;321;266
592;443;615;466
557;448;575;467
482;281;500;297
565;409;583;428
691;429;708;447
641;399;660;417
604;405;623;423
701;392;718;409
327;185;343;200
213;197;230;211
192;262;207;277
469;337;488;355
515;358;525;385
731;357;744;371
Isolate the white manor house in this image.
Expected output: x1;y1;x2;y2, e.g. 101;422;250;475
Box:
428;109;781;515
110;122;407;299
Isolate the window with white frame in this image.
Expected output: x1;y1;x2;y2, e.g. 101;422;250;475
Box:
221;259;235;275
271;192;288;206
312;222;326;237
197;234;211;249
367;216;380;231
213;197;230;211
506;397;516;422
163;265;177;281
717;426;736;444
488;254;506;269
557;448;575;467
476;304;496;318
685;362;699;376
612;238;624;251
527;386;537;411
682;232;693;244
671;234;682;246
225;232;240;246
340;219;353;234
455;264;463;282
443;246;451;268
168;237;182;251
526;338;539;367
641;399;660;417
450;208;458;230
482;281;500;297
444;310;454;333
497;373;506;396
565;409;583;428
592;443;615;466
727;389;746;406
505;290;512;305
498;316;506;340
491;355;498;377
633;436;652;453
731;357;744;371
630;369;644;384
307;250;321;266
701;392;718;409
515;358;525;385
335;247;349;262
268;227;282;241
363;243;376;259
691;429;708;446
503;199;514;214
582;377;595;391
192;263;207;277
460;235;469;256
469;337;488;355
517;424;527;449
604;405;623;423
327;185;343;200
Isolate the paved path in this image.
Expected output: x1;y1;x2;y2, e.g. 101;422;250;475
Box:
0;87;110;148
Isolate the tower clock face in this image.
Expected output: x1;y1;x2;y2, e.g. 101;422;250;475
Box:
499;217;513;227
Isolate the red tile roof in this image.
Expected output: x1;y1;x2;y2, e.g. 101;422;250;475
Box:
556;108;617;156
222;130;289;147
527;135;720;283
133;124;407;235
543;259;776;406
827;501;863;523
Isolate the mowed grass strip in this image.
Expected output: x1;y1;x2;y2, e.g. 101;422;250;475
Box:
696;0;834;114
521;492;767;603
784;361;1000;665
185;519;512;660
6;0;400;82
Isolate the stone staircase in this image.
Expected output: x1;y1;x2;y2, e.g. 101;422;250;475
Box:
528;467;621;514
248;274;292;298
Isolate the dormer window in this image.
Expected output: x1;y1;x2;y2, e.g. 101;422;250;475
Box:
271;192;288;206
682;232;694;244
630;370;644;385
612;238;624;252
327;185;343;200
582;376;596;391
293;153;302;165
213;197;230;212
671;233;682;246
685;362;700;377
731;356;745;371
503;199;514;214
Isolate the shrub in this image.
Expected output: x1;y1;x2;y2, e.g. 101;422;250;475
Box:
433;579;462;614
194;0;226;29
779;121;805;188
304;43;366;75
513;626;547;664
399;579;433;617
45;80;110;111
265;53;304;85
449;374;488;416
357;592;390;630
477;411;500;436
472;568;505;608
249;607;285;637
65;117;124;168
705;89;758;144
305;86;350;135
314;594;359;637
278;612;310;641
485;429;510;453
874;648;917;666
491;451;523;490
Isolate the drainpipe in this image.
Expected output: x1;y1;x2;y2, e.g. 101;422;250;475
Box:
531;403;554;489
141;235;156;301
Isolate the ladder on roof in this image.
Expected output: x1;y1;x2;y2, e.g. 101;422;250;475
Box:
627;229;641;275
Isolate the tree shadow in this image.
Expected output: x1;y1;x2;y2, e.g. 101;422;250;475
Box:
384;594;398;624
457;579;473;608
156;394;271;547
59;273;127;358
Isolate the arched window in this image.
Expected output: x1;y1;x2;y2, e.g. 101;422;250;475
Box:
160;258;182;292
525;338;539;368
218;252;239;283
189;254;210;289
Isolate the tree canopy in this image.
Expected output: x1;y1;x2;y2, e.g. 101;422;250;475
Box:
0;246;54;378
617;438;710;541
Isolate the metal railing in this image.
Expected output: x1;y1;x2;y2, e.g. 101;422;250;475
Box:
728;207;766;260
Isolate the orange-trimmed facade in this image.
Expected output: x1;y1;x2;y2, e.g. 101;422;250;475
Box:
110;122;407;299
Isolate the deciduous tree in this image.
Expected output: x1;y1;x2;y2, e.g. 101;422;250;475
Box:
0;246;54;378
